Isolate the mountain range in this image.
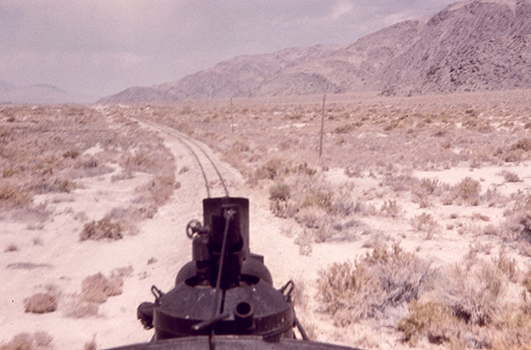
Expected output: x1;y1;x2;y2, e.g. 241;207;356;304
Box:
0;82;71;104
98;0;530;102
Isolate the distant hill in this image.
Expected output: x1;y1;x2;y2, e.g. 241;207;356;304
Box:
0;83;72;104
100;0;531;103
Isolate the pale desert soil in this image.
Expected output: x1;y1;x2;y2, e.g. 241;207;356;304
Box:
1;90;531;349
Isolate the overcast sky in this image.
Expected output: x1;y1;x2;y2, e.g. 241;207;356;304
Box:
0;0;459;100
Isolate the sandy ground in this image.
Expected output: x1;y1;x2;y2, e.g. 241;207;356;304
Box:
1;115;530;349
0;119;333;349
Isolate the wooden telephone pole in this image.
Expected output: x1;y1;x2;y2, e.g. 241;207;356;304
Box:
319;94;326;158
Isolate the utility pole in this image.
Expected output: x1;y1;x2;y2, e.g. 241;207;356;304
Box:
230;97;234;134
319;94;326;158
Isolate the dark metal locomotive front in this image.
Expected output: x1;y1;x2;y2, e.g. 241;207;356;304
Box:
137;197;299;342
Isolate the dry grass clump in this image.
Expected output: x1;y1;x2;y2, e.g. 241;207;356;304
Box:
23;293;58;314
81;272;123;303
0;332;53;350
317;244;432;326
79;218;123;241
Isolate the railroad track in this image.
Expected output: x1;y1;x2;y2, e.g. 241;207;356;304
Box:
131;117;230;199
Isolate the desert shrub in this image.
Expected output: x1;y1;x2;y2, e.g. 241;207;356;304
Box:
334;123;358;134
0;185;32;208
63;150;80;159
317;244;432;325
300;185;336;215
269;182;297;218
294;162;317;177
0;332;53;350
513;190;531;212
344;166;362;178
411;213;440;238
412;178;442;208
291;279;309;311
33;178;76;194
139;174;176;205
295;207;324;229
63;299;99;318
254;158;286;180
231;140;250;152
269;182;290;201
500;211;531;243
81;272;123;303
381;175;416;192
399;261;517;348
80;218;123;241
492;247;518;282
294;229;313;256
380;200;402;218
23;293;58;314
510;138;531;152
334;192;355;217
4;243;18;252
502;170;522;183
83;338;97;350
437;262;505;327
123;151;155;172
313;216;335;243
398;300;459;346
453;177;481;205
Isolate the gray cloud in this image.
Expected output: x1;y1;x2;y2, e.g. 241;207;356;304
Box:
0;0;457;100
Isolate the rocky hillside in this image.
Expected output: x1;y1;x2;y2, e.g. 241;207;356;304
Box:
100;0;531;102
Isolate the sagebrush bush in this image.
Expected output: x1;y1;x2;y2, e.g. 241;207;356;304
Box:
300;185;336;214
294;229;313;256
500;211;531;243
0;332;53;350
510;138;531;152
411;213;440;238
0;185;32;208
254;158;285;180
269;182;291;201
453;177;481;205
399;259;531;349
23;293;58;314
317;244;432;325
380;200;402;218
81;272;123;303
502;170;521;183
80;218;123;241
412;178;442;208
63;299;99;318
398;300;459;346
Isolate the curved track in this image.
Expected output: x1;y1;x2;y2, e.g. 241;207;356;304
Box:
131;118;230;199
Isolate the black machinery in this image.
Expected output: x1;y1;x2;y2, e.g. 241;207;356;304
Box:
108;197;361;350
